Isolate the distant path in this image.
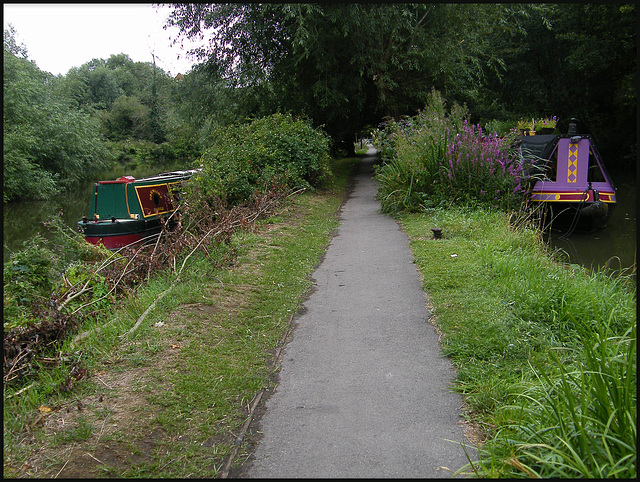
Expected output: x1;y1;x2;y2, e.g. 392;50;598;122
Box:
243;152;472;478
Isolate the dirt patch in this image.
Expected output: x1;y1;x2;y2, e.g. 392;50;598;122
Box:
14;304;213;478
20;364;158;478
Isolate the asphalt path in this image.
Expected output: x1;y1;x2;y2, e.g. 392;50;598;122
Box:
244;151;473;478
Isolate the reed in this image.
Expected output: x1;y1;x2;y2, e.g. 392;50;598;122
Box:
471;316;636;478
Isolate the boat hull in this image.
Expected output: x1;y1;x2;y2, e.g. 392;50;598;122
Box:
78;218;166;250
537;199;613;232
530;186;616;232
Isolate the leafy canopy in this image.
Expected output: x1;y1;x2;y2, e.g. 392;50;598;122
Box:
163;4;509;145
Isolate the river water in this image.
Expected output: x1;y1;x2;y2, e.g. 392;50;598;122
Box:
3;164;637;275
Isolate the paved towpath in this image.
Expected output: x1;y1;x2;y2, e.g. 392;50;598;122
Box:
243;151;473;478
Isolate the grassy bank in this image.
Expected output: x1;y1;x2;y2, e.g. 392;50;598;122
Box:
3;157;357;478
4;154;635;478
399;207;636;478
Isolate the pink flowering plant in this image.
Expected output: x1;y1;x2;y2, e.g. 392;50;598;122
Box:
374;90;531;213
442;121;527;210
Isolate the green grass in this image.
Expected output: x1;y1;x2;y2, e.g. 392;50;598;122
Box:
3;156;358;478
482;318;636;478
398;206;636;478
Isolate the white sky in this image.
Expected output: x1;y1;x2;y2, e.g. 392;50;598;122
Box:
3;3;202;76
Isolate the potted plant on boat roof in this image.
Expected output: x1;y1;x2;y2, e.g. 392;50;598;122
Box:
535;116;557;134
516;118;533;135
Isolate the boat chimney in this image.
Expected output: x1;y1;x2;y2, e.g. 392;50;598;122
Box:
568;118;579;136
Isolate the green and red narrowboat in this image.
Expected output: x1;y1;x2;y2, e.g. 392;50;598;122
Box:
520;119;616;232
77;169;199;249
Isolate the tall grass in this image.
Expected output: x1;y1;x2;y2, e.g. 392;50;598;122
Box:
471;316;636;478
399;207;636;478
373;89;529;214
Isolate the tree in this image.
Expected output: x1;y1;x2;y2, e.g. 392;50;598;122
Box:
164;4;506;150
3;27;109;202
476;4;636;169
100;95;151;141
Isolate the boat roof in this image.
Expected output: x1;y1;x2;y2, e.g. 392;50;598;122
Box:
97;168;200;185
140;169;200;182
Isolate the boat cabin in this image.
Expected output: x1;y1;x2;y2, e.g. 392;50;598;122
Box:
78;169;198;249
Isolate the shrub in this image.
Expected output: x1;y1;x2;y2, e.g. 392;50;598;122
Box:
192;113;332;206
374;90;529;213
3;218;110;331
3;235;57;329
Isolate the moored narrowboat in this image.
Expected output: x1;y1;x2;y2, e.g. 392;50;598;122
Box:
520;119;616;232
77;169;199;249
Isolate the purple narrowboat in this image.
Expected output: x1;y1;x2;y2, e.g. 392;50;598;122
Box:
520;119;616;232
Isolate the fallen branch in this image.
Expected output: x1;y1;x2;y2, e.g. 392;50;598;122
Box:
123;284;176;338
5;382;37;399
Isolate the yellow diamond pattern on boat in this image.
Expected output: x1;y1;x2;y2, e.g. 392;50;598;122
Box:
567;144;578;183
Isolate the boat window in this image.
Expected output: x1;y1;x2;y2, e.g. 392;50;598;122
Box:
588;149;606;182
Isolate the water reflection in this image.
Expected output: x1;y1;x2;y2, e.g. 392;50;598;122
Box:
3;162;189;262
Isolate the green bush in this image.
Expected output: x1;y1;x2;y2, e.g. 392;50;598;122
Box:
3;235;56;329
3;219;110;330
193;113;332;206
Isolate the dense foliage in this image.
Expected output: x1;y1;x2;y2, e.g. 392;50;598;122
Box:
3;28;199;203
481;4;636;167
3;27;109;202
164;3;635;168
164;3;513;149
374;90;529;213
191;113;332;207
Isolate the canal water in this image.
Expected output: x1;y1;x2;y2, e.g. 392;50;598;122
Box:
3;165;637;275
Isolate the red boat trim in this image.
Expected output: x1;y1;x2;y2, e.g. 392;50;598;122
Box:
531;191;616;203
83;232;146;250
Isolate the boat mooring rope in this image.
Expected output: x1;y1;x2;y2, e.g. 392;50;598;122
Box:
559;184;592;239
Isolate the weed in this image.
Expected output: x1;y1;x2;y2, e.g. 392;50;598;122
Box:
52;416;94;446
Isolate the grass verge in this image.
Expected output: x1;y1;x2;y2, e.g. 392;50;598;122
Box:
399;206;636;478
3;157;358;478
